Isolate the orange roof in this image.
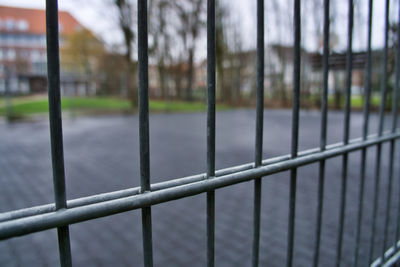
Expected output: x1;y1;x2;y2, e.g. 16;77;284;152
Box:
0;5;83;35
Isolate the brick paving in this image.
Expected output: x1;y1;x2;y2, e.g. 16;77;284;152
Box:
0;109;399;266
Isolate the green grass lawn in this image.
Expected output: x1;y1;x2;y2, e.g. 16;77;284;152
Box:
150;100;229;112
350;95;382;108
0;96;229;118
0;94;389;119
0;97;131;117
327;95;385;109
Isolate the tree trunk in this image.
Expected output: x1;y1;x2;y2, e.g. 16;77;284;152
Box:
158;61;167;99
175;74;183;99
280;72;288;106
334;72;341;109
186;48;194;101
127;61;138;108
233;64;241;105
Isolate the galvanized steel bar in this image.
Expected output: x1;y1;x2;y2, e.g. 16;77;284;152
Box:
353;1;373;266
45;1;72;266
342;0;353;146
382;139;395;259
383;0;400;258
394;2;400;252
252;0;264;266
371;241;400;267
369;0;389;263
254;0;264;169
313;0;329;266
391;1;400;136
0;132;399;241
361;0;373;141
287;0;301;266
377;0;390;137
369;146;383;263
46;0;67;222
207;0;216;266
336;1;353;266
354;150;367;267
207;0;216;179
0;141;353;224
138;1;153;266
207;0;216;177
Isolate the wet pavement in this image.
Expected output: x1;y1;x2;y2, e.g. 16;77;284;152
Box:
0;109;399;267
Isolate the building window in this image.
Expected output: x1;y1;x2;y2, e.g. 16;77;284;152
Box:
17;20;29;31
31;50;40;61
27;35;35;45
18;34;26;46
19;49;29;58
7;49;16;60
33;35;42;45
6;34;17;45
40;35;46;46
15;34;23;45
5;19;15;30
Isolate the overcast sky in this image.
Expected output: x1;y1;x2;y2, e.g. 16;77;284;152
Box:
0;0;396;59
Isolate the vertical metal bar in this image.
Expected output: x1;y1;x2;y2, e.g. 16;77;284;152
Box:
368;0;390;264
377;0;390;137
391;0;400;146
45;1;72;266
313;0;329;266
394;1;400;252
353;1;373;266
286;0;300;266
368;146;382;264
207;0;216;266
353;152;367;267
336;1;353;266
382;0;400;259
138;1;153;266
382;139;395;257
252;0;264;266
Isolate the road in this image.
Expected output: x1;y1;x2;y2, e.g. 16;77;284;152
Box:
0;109;399;266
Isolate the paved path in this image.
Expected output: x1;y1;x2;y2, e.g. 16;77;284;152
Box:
0;109;399;267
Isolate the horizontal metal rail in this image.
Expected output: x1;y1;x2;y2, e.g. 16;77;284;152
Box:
371;241;400;267
0;131;399;240
0;130;394;224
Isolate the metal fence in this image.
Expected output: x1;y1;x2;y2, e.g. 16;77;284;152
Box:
0;0;399;266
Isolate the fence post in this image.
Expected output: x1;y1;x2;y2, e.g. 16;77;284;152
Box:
45;0;72;266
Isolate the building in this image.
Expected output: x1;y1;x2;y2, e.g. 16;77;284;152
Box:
0;5;90;95
145;45;315;103
309;50;394;96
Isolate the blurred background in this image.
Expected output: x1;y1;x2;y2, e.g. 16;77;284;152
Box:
0;0;398;118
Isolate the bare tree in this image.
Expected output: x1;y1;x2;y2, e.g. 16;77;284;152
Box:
330;0;342;109
114;0;138;107
269;0;289;105
215;0;232;104
149;0;172;99
221;9;246;106
172;0;206;101
229;22;246;105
